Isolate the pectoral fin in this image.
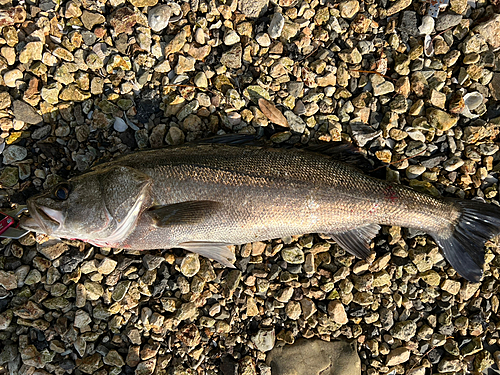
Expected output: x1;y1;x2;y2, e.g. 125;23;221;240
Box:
178;241;236;268
328;224;381;259
147;201;223;227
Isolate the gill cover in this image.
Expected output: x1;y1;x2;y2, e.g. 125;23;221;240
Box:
97;165;152;222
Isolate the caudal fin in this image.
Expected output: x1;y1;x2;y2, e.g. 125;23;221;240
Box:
432;200;500;283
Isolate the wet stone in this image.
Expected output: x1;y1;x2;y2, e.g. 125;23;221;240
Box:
0;167;18;187
0;344;17;365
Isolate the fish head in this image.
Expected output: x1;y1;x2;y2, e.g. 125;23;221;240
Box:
21;165;152;243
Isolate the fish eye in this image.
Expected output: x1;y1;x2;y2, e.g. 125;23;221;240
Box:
54;184;70;200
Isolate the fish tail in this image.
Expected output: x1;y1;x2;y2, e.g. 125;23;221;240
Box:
432;199;500;283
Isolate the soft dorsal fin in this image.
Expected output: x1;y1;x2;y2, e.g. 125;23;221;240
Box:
328;224;381;259
147;201;223;227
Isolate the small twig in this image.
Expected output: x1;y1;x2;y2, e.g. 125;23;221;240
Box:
431;25;454;41
163;83;219;96
409;336;454;371
370;149;427;173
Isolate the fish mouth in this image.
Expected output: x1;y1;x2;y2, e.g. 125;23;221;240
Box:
20;201;62;235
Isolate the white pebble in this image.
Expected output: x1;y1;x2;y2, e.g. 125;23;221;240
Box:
194;28;206;45
113;117;128;132
419;16;434;35
148;5;172;33
4;69;23;88
256;33;271;47
324;86;336;97
268;13;285;39
224;29;240;46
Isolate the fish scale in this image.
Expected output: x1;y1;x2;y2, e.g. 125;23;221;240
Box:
110;145;455;248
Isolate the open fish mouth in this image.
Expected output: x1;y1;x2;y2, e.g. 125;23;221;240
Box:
20;202;62;235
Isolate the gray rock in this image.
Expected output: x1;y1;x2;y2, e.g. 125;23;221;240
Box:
287;81;304;98
81;30;96;45
435;13;462;31
392;320;417;341
268;13;285;38
284;111;306;133
0;344;17;365
13;100;42;124
113;117;128;132
400;11;418;36
142;254;164;270
349;124;382;147
266;339;361;375
490;73;500;100
37;239;69;260
238;0;268;18
443;156;464;171
221;43;242;69
2;145;27;164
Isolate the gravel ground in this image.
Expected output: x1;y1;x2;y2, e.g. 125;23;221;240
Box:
1;0;500;374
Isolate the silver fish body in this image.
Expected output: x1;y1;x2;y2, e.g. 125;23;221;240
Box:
21;144;500;282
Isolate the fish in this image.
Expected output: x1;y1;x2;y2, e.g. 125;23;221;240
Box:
20;142;500;282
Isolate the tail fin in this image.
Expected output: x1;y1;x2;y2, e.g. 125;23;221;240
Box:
432;200;500;283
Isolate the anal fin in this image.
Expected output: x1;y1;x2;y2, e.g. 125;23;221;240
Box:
178;241;236;268
328;224;381;259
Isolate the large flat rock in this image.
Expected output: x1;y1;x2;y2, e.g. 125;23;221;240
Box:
266;339;361;375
